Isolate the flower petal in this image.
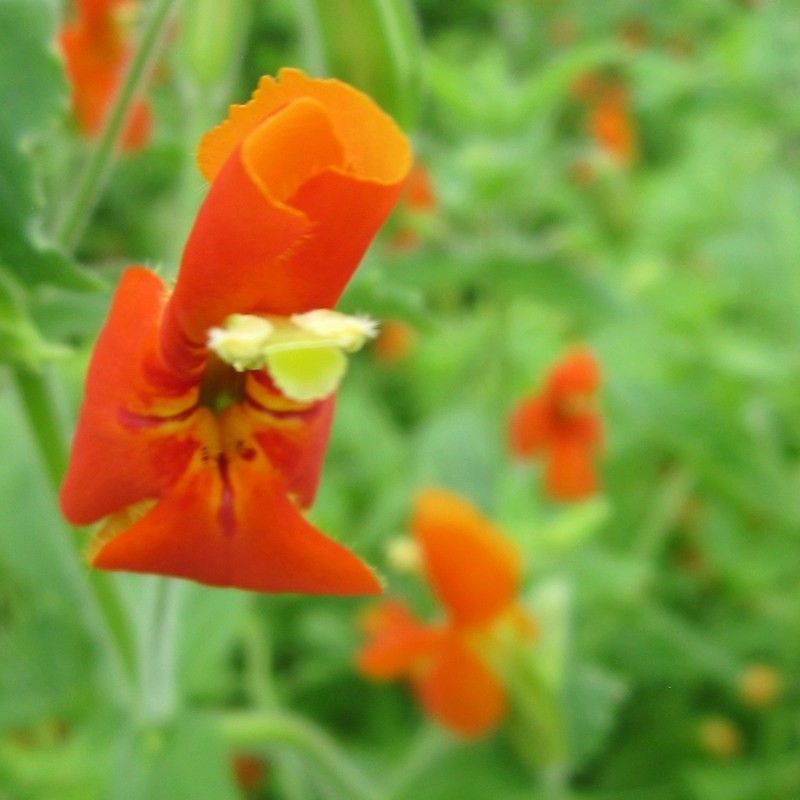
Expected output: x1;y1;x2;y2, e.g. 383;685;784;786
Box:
413;633;506;738
546;346;601;401
357;601;442;679
198;68;410;187
244;372;335;509
59;5;151;150
160;70;412;377
508;395;549;458
545;437;598;501
60;268;201;525
91;437;380;595
413;489;521;629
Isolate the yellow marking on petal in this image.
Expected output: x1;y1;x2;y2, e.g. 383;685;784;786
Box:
89;499;157;561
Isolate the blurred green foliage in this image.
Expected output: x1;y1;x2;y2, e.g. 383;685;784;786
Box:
2;0;800;799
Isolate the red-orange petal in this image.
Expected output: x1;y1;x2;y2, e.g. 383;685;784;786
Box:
546;346;601;401
60;5;152;152
412;489;521;629
244;372;335;509
60;268;200;525
160;69;412;374
508;394;550;459
91;445;380;595
357;601;442;679
413;633;506;738
589;87;637;166
545;438;598;501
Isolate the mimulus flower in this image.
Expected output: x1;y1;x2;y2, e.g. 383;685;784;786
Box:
358;490;536;737
588;83;637;167
60;0;152;150
508;347;602;502
60;69;412;594
389;161;436;251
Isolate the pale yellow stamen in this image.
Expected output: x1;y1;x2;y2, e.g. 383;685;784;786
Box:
207;309;378;402
291;309;379;352
206;314;275;372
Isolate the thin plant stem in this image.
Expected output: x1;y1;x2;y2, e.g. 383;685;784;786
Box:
220;711;380;800
384;723;454;800
54;0;182;252
541;764;571;800
138;577;183;723
241;611;314;800
10;366;68;490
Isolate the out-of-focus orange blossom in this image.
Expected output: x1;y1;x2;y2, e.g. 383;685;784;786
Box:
357;489;537;738
509;347;603;502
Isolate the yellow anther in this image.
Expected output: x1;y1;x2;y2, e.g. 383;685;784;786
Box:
207;314;275;372
207;309;377;402
291;309;379;352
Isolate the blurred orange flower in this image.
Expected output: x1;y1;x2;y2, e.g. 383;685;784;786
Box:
588;83;637;167
60;70;412;594
59;0;152;151
371;319;416;364
358;490;536;738
389;161;437;251
508;347;602;501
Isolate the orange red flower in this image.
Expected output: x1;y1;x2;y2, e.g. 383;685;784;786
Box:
60;69;412;594
358;490;536;737
59;0;152;151
370;320;416;364
573;74;638;167
508;347;602;502
588;84;637;166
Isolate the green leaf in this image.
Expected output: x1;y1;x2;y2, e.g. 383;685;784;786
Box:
0;0;64;136
412;405;498;513
0;268;70;368
0;0;98;291
564;664;627;770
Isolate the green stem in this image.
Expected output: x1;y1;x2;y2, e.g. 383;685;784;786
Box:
139;577;183;722
385;724;453;800
220;711;380;800
241;612;313;800
9;366;135;706
54;0;182;252
12;0;186;713
540;764;571;800
10;366;68;490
